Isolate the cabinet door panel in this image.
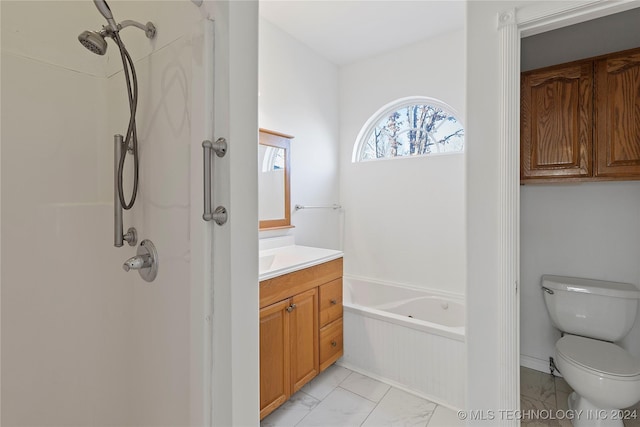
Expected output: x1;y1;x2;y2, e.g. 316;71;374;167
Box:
260;299;290;419
596;49;640;177
290;288;319;392
521;62;593;180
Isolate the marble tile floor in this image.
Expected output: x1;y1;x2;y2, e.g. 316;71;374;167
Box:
261;364;463;427
520;366;640;427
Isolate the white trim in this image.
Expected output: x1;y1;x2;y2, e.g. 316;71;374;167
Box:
497;8;520;420
498;1;635;425
517;0;640;37
351;96;464;162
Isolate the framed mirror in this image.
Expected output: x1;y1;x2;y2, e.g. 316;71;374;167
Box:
259;128;293;230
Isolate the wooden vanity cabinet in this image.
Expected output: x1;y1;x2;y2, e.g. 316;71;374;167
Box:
521;47;640;183
259;258;343;420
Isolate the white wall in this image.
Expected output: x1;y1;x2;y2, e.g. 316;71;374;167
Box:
258;17;341;250
339;30;466;295
466;0;512;413
521;183;640;371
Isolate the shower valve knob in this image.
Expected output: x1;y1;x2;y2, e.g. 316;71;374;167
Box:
122;239;158;282
122;254;151;272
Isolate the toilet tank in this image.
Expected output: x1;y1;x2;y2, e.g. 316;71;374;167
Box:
541;275;640;342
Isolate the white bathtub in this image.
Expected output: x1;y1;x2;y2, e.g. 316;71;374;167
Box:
340;277;466;409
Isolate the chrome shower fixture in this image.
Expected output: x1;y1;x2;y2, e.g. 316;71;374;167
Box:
78;29;109;55
78;0;157;254
78;0;156;56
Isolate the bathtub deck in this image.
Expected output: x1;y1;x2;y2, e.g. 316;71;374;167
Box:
260;364;462;427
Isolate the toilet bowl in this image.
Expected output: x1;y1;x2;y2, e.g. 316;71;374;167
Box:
556;335;640;411
541;275;640;426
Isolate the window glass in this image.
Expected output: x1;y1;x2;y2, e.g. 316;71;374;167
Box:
355;98;464;161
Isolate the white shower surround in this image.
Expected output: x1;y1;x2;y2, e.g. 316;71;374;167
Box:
340;277;465;410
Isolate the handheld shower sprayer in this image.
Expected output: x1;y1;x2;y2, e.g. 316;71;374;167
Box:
92;0;118;32
78;0;156;221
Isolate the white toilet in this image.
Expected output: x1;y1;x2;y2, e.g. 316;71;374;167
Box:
542;275;640;427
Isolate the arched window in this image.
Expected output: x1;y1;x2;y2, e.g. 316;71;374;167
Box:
353;97;464;162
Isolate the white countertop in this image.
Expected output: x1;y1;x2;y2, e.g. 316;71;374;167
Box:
259;244;343;281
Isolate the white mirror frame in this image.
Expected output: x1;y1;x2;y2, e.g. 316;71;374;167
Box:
496;0;639;416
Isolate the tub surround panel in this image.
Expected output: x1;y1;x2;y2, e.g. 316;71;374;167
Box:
339;29;466;296
342;310;465;410
342;278;465;409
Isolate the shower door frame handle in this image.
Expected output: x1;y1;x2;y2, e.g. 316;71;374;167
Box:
202;138;228;225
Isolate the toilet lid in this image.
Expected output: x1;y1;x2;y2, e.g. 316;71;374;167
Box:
556;335;640;377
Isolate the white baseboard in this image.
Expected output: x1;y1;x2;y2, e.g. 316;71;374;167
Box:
520;354;562;377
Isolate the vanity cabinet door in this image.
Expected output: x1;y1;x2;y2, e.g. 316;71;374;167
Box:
260;299;291;419
290;288;319;393
595;49;640;178
521;61;593;181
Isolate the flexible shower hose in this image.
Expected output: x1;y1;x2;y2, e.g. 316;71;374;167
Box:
113;31;139;210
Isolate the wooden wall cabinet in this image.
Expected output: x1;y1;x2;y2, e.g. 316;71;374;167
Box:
259;259;343;420
595;49;640;178
521;47;640;183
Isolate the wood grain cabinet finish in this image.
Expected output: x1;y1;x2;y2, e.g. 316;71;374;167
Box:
521;47;640;183
290;288;319;393
521;61;593;181
318;279;344;371
595;49;640;178
259;259;343;420
259;299;291;419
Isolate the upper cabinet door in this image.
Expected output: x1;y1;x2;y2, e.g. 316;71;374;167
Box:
595;48;640;178
521;62;593;181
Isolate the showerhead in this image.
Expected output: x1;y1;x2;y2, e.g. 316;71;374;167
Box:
93;0;118;32
78;30;108;55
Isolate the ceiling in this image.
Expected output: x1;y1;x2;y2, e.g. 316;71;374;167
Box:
259;1;465;66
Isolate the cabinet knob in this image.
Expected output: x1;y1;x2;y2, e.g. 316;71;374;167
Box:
286;303;296;313
331;340;337;347
330;299;337;305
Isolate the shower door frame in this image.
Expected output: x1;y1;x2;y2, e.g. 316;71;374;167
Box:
190;2;260;426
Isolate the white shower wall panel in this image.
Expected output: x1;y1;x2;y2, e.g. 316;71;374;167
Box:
1;51;132;425
106;33;194;426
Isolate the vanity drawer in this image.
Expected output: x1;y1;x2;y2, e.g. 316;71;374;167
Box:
319;278;343;328
319;318;343;371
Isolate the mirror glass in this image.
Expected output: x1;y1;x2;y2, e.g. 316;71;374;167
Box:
259;129;292;230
